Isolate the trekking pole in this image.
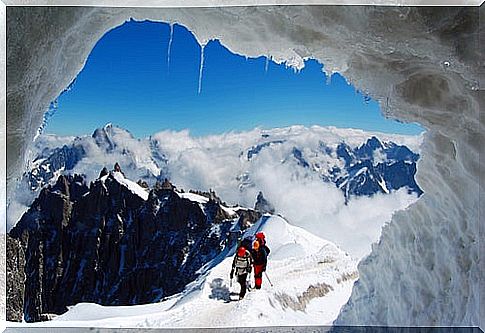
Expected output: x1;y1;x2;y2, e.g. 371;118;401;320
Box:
264;271;273;287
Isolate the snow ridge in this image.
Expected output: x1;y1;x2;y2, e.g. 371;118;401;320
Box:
21;215;358;328
111;171;149;201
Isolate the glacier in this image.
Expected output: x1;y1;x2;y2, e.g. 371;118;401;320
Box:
3;5;483;328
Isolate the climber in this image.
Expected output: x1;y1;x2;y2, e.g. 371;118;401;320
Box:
255;231;270;256
230;246;253;300
251;239;268;289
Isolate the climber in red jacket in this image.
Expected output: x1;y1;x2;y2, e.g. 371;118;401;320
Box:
250;239;268;289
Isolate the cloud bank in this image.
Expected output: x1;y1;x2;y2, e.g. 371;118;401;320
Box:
152;126;422;258
10;125;422;258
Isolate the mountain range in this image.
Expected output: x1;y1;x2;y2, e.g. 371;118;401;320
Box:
7;169;358;325
6;125;423;323
9;124;422;231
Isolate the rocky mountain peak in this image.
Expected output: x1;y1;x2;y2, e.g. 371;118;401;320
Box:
91;123;135;152
255;191;275;214
8;169;253;322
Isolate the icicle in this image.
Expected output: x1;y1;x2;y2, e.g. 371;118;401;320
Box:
198;44;205;95
265;56;269;74
384;96;391;117
167;23;174;74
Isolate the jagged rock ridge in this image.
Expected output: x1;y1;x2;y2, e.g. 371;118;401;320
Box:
8;170;249;322
320;137;422;202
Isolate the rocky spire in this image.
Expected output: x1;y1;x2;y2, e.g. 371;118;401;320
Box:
161;178;174;190
99;167;108;178
254;191;275;214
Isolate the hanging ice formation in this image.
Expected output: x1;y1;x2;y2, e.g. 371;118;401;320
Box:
265;56;269;74
198;44;205;95
167;23;174;74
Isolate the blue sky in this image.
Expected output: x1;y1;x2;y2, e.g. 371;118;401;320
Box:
46;20;423;138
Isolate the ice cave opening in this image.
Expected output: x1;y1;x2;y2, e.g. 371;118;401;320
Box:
4;5;482;328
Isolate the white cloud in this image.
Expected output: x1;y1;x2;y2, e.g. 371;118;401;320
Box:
150;126;421;259
6;200;29;233
11;125;421;259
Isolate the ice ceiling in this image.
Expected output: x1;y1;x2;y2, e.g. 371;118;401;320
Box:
5;5;483;327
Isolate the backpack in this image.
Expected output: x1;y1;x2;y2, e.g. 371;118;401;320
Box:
251;245;268;266
233;250;252;276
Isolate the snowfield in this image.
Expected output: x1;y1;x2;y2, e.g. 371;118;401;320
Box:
14;215;358;328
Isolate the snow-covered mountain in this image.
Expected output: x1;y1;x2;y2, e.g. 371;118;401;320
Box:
27;124;164;192
8;172;358;327
6;125;423;325
25;124;422;198
54;216;358;328
9;124;423;236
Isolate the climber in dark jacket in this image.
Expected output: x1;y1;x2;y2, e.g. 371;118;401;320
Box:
250;239;268;289
230;246;253;300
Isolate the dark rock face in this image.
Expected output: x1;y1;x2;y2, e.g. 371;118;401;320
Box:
27;143;86;191
92;126;116;152
328;137;423;201
6;234;25;322
247;140;285;160
9;174;88;322
254;191;275;215
291;147;310;168
376;160;422;194
8;172;237;322
236;209;262;230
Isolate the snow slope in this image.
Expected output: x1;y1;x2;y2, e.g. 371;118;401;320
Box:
15;215;358;328
111;171;149;201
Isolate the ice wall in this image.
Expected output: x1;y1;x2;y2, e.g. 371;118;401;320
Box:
1;1;7;326
5;5;483;327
